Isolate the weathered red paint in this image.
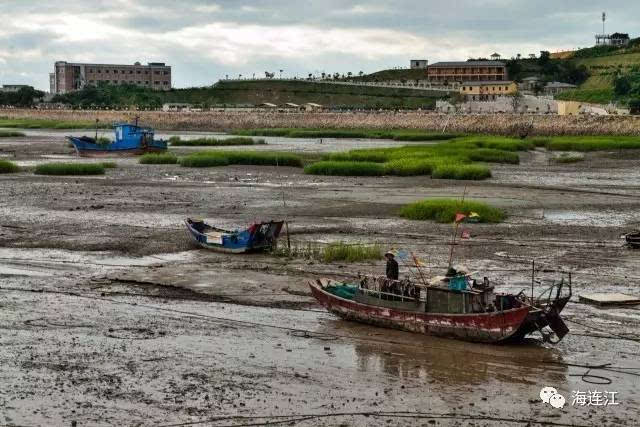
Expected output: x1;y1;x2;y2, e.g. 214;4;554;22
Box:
309;279;530;344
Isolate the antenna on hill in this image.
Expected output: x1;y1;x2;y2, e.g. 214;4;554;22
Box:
602;11;606;35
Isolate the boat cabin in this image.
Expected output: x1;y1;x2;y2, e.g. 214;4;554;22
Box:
352;274;512;314
114;123;154;145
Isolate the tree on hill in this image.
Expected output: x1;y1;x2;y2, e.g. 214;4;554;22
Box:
538;51;551;66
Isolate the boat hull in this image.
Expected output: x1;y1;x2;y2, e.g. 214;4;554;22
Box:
67;137;167;157
309;279;531;344
184;219;282;254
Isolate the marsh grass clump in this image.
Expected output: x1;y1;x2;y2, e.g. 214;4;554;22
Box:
323;150;389;163
0;130;26;137
100;161;117;168
383;158;437;176
0;160;20;173
169;136;265;146
34;162;105;175
553;153;585;163
304;161;385;176
322;242;382;263
400;199;505;223
432;164;491;180
139;153;178;164
467;148;520;164
543;136;640;152
273;241;382;263
179;150;301;168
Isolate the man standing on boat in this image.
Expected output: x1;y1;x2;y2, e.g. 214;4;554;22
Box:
385;251;399;281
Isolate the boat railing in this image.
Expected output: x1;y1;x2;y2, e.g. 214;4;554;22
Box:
357;287;426;304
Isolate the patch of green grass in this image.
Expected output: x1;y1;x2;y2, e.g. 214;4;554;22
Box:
554;88;615;104
0;130;26;137
100;161;117;168
0;118;110;129
542;136;640;152
304;161;385;176
431;164;492;180
34;162;105;175
0;160;20;173
467;148;520;164
179;150;302;168
273;241;382;263
399;199;505;223
169;136;265;146
139;153;178;164
323;150;390;163
321;242;382;263
383;158;438;176
553;153;585;163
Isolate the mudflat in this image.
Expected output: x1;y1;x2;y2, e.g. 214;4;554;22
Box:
1;130;639;426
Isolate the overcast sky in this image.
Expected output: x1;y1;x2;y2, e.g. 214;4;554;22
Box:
1;0;638;90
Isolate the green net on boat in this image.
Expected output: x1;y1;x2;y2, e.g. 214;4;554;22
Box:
325;283;358;300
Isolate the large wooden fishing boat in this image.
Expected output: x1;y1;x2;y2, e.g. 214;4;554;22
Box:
309;272;571;344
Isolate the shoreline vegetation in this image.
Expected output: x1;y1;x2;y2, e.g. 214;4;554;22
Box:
3;110;640;136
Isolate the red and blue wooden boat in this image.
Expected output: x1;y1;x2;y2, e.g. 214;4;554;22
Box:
68;120;167;157
309;273;571;344
185;218;284;253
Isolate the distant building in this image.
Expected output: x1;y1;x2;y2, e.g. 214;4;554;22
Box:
427;61;507;84
595;32;630;47
410;59;428;69
544;81;577;96
460;81;518;100
51;61;171;94
519;76;542;93
0;84;32;93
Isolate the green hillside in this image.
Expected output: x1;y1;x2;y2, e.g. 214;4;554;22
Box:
51;80;447;110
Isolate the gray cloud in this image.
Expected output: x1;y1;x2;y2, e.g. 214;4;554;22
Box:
0;0;638;90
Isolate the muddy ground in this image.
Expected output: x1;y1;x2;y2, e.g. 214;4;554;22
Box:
1;130;639;426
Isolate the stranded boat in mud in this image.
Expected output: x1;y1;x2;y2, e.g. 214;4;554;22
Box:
309;271;571;344
624;230;640;248
67;120;167;157
185;218;284;253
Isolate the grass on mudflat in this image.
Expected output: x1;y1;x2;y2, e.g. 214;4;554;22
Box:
139;153;178;164
399;199;505;223
237;128;460;141
431;164;492;180
540;136;640;152
273;241;382;263
168;136;265;146
0;160;20;173
322;242;383;263
34;162;105;175
100;161;117;168
0;130;26;137
179;150;302;168
0;118;110;129
304;161;385;176
553;153;585;163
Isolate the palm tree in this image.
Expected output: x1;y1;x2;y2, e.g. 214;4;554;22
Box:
279;69;283;79
347;72;352;79
358;71;364;77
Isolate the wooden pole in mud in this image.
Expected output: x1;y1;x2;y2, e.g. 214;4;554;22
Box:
447;186;467;270
282;192;291;250
531;260;535;303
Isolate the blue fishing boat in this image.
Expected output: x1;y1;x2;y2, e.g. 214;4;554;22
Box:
67;119;167;157
185;218;284;253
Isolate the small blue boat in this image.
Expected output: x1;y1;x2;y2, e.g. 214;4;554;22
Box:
185;218;284;253
67;119;167;157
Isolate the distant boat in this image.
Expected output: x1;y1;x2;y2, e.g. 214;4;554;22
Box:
184;218;284;253
67;119;167;157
